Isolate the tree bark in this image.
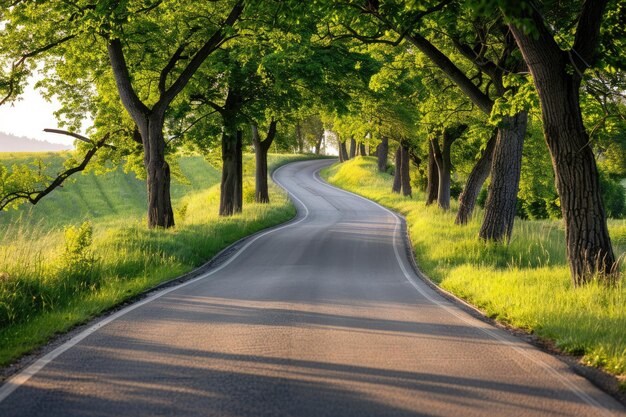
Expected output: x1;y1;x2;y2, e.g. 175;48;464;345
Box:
430;127;463;210
314;133;323;155
296;122;304;153
251;121;277;203
400;144;412;197
359;142;367;156
108;41;174;229
426;145;438;206
235;129;243;211
220;119;241;216
339;140;349;162
392;147;402;193
455;132;496;225
479;111;527;242
507;2;617;283
377;136;389;172
349;136;357;159
142;115;175;228
430;138;448;210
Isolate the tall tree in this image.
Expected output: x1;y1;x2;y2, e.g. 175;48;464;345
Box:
251;121;277;203
329;2;530;241
501;0;619;283
7;1;246;227
430;124;467;210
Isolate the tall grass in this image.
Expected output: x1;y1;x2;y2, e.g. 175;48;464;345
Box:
0;153;317;366
322;157;626;383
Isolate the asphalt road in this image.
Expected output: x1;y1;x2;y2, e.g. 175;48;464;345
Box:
0;159;624;417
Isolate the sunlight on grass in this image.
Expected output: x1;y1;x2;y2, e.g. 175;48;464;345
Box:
0;153;318;366
323;156;626;380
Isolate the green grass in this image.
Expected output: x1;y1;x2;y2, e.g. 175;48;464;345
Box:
0;152;320;366
322;156;626;384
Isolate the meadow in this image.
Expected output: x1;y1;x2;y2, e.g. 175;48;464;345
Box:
0;152;316;366
322;157;626;385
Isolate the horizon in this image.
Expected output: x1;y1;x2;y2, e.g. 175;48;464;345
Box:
0;75;73;146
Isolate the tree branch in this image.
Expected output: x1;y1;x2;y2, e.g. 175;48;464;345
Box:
158;44;188;97
107;39;151;122
0;135;109;211
572;0;609;69
405;32;493;114
44;128;117;149
155;2;244;113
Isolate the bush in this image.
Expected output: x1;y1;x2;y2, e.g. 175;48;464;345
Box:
477;186;487;208
61;221;97;277
450;179;463;199
600;173;626;218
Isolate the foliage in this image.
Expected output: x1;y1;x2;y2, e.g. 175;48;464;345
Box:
61;221;97;277
599;172;626;219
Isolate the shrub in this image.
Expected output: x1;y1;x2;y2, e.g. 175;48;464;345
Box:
61;221;97;277
599;173;626;218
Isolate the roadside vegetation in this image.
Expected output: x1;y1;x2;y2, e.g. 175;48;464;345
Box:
0;153;316;366
0;0;625;390
323;157;626;385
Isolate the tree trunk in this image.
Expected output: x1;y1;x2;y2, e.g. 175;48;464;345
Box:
392;147;402;193
426;145;438;206
138;116;174;228
314;133;323;155
377;136;389;172
509;11;617;283
339;140;349;162
359;142;367;156
456;132;496;225
479;111;527;242
430;138;449;210
400;144;412;197
234;129;243;212
251;121;277;204
296;122;304;153
349;136;356;159
253;138;269;203
220;119;240;216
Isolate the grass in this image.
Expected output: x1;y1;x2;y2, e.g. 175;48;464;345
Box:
322;156;626;384
0;152;321;366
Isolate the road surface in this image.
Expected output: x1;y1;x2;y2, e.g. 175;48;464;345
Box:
0;159;624;417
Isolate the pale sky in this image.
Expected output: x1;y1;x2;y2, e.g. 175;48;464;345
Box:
0;76;73;146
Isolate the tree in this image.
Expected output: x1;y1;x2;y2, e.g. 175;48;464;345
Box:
430;124;467;210
376;136;389;172
251;121;277;203
501;0;619;284
326;2;529;241
6;1;246;228
107;2;244;227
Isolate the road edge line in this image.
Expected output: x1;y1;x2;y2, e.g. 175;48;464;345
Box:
313;166;620;416
0;160;315;404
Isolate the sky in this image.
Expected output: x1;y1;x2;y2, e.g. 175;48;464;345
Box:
0;76;73;146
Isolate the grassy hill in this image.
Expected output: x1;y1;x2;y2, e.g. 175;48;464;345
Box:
0;151;315;366
0;152;219;230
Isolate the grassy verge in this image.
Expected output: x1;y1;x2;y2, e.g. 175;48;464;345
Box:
322;156;626;386
0;153;321;367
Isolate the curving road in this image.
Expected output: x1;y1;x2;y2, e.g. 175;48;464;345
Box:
0;159;624;417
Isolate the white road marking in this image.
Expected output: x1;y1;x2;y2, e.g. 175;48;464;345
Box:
0;163;309;404
0;159;618;416
312;167;616;417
